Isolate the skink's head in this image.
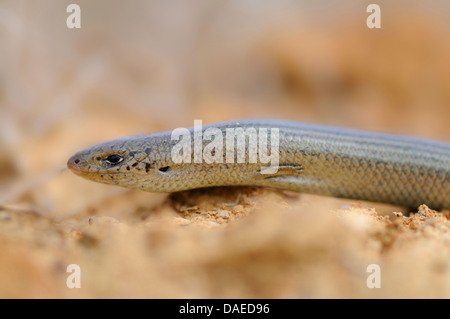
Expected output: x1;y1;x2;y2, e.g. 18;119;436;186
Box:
67;132;250;193
68;140;130;180
67;135;174;190
68;149;127;178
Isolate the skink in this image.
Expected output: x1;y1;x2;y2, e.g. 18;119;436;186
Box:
67;119;449;210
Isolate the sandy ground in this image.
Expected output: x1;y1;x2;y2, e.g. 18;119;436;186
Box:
0;188;449;298
0;1;449;298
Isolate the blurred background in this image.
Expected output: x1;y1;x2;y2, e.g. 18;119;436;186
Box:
1;0;450;197
0;0;449;298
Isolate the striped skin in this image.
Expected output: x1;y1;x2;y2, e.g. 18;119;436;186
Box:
68;120;449;210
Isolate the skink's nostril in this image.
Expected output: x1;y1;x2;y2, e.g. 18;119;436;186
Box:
67;155;81;170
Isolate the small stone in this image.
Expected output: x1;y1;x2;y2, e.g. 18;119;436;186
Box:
392;212;403;218
217;210;230;219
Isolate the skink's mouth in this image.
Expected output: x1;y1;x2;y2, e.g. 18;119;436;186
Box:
67;154;96;175
67;155;102;178
67;154;125;180
67;159;98;179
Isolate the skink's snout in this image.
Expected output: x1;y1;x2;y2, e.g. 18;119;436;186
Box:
67;154;82;172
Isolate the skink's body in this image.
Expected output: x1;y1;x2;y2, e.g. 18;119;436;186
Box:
68;119;450;210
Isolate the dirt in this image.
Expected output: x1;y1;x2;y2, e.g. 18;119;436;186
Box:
0;186;448;298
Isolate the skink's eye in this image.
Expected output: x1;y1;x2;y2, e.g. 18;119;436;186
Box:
104;154;124;166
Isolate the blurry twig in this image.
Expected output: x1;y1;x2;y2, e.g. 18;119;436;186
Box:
0;203;42;217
